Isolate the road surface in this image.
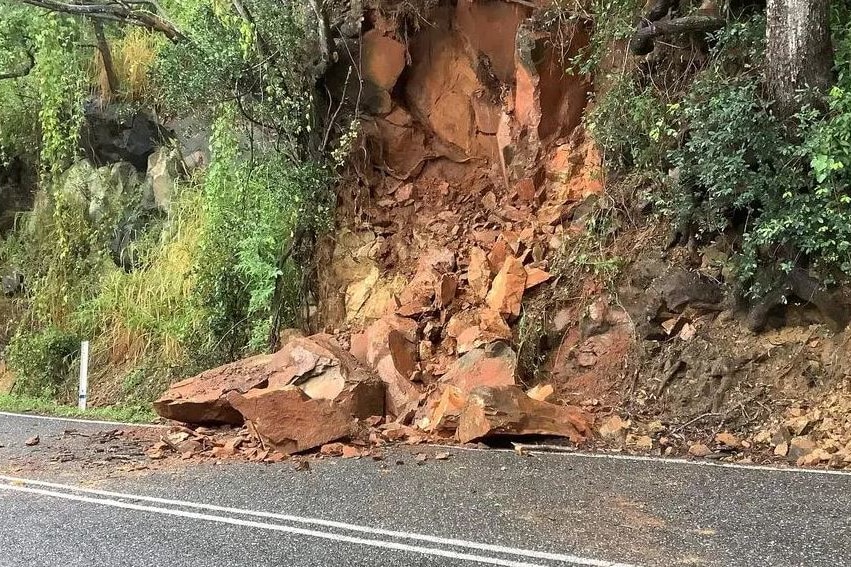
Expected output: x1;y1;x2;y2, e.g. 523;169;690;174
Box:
0;412;849;566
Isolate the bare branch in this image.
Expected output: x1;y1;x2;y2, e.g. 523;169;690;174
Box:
14;0;186;42
631;15;725;55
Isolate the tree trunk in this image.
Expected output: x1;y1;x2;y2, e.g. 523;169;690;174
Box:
766;0;833;118
93;21;120;97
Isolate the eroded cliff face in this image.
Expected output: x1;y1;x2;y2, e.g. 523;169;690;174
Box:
320;1;599;328
301;0;851;467
150;1;851;468
303;0;617;435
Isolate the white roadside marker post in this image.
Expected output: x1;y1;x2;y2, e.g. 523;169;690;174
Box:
78;341;89;411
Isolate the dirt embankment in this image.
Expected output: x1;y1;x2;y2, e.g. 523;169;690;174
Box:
150;0;851;470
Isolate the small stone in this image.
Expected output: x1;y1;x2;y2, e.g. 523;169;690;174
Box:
688;444;712;457
25;436;39;447
771;426;792;447
598;415;629;441
434;451;450;461
320;443;345;457
715;432;740;449
784;416;812;436
342;445;363;459
633;435;653;451
787;436;817;463
523;267;551;290
514;178;536;202
526;384;554;402
752;430;772;445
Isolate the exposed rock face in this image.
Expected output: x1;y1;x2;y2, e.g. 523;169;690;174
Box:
154;334;385;426
80;102;172;171
157;1;607;454
457;385;592;444
319;2;599;371
58;160;143;222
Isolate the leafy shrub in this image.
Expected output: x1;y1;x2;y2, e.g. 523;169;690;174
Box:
6;327;79;397
586;78;675;174
195;109;331;358
663;74;851;286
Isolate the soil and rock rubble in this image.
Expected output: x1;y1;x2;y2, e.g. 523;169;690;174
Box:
153;331;593;456
143;0;851;471
0;425;160;478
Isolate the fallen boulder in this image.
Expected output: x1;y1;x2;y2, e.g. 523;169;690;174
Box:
457;385;592;444
351;314;421;420
153;355;276;424
440;341;517;393
154;334;384;424
227;386;354;454
420;342;517;432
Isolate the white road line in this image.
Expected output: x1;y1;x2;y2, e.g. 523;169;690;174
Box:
0;411;166;428
437;445;851;478
0;476;635;567
0;483;634;567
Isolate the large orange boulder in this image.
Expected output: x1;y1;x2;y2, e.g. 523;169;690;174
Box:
153;354;282;424
227;386;355;454
154;334;384;424
441;341;517;394
419;342;517;433
457;385;592;444
351;314;421;420
362;30;407;91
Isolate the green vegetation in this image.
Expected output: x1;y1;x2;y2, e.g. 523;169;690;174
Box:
584;1;851;296
0;0;346;405
0;393;156;423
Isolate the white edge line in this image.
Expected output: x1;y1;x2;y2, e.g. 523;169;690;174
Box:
434;444;851;478
0;411;166;429
0;483;615;567
0;476;634;567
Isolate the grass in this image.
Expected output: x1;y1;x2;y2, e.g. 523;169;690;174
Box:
92;27;160;101
0;393;158;424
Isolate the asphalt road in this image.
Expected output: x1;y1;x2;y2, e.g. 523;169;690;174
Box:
0;412;849;567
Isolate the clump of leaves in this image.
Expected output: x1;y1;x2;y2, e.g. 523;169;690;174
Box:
6;327;79;398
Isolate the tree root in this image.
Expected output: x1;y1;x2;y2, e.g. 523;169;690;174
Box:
746;267;849;332
631;15;725;56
